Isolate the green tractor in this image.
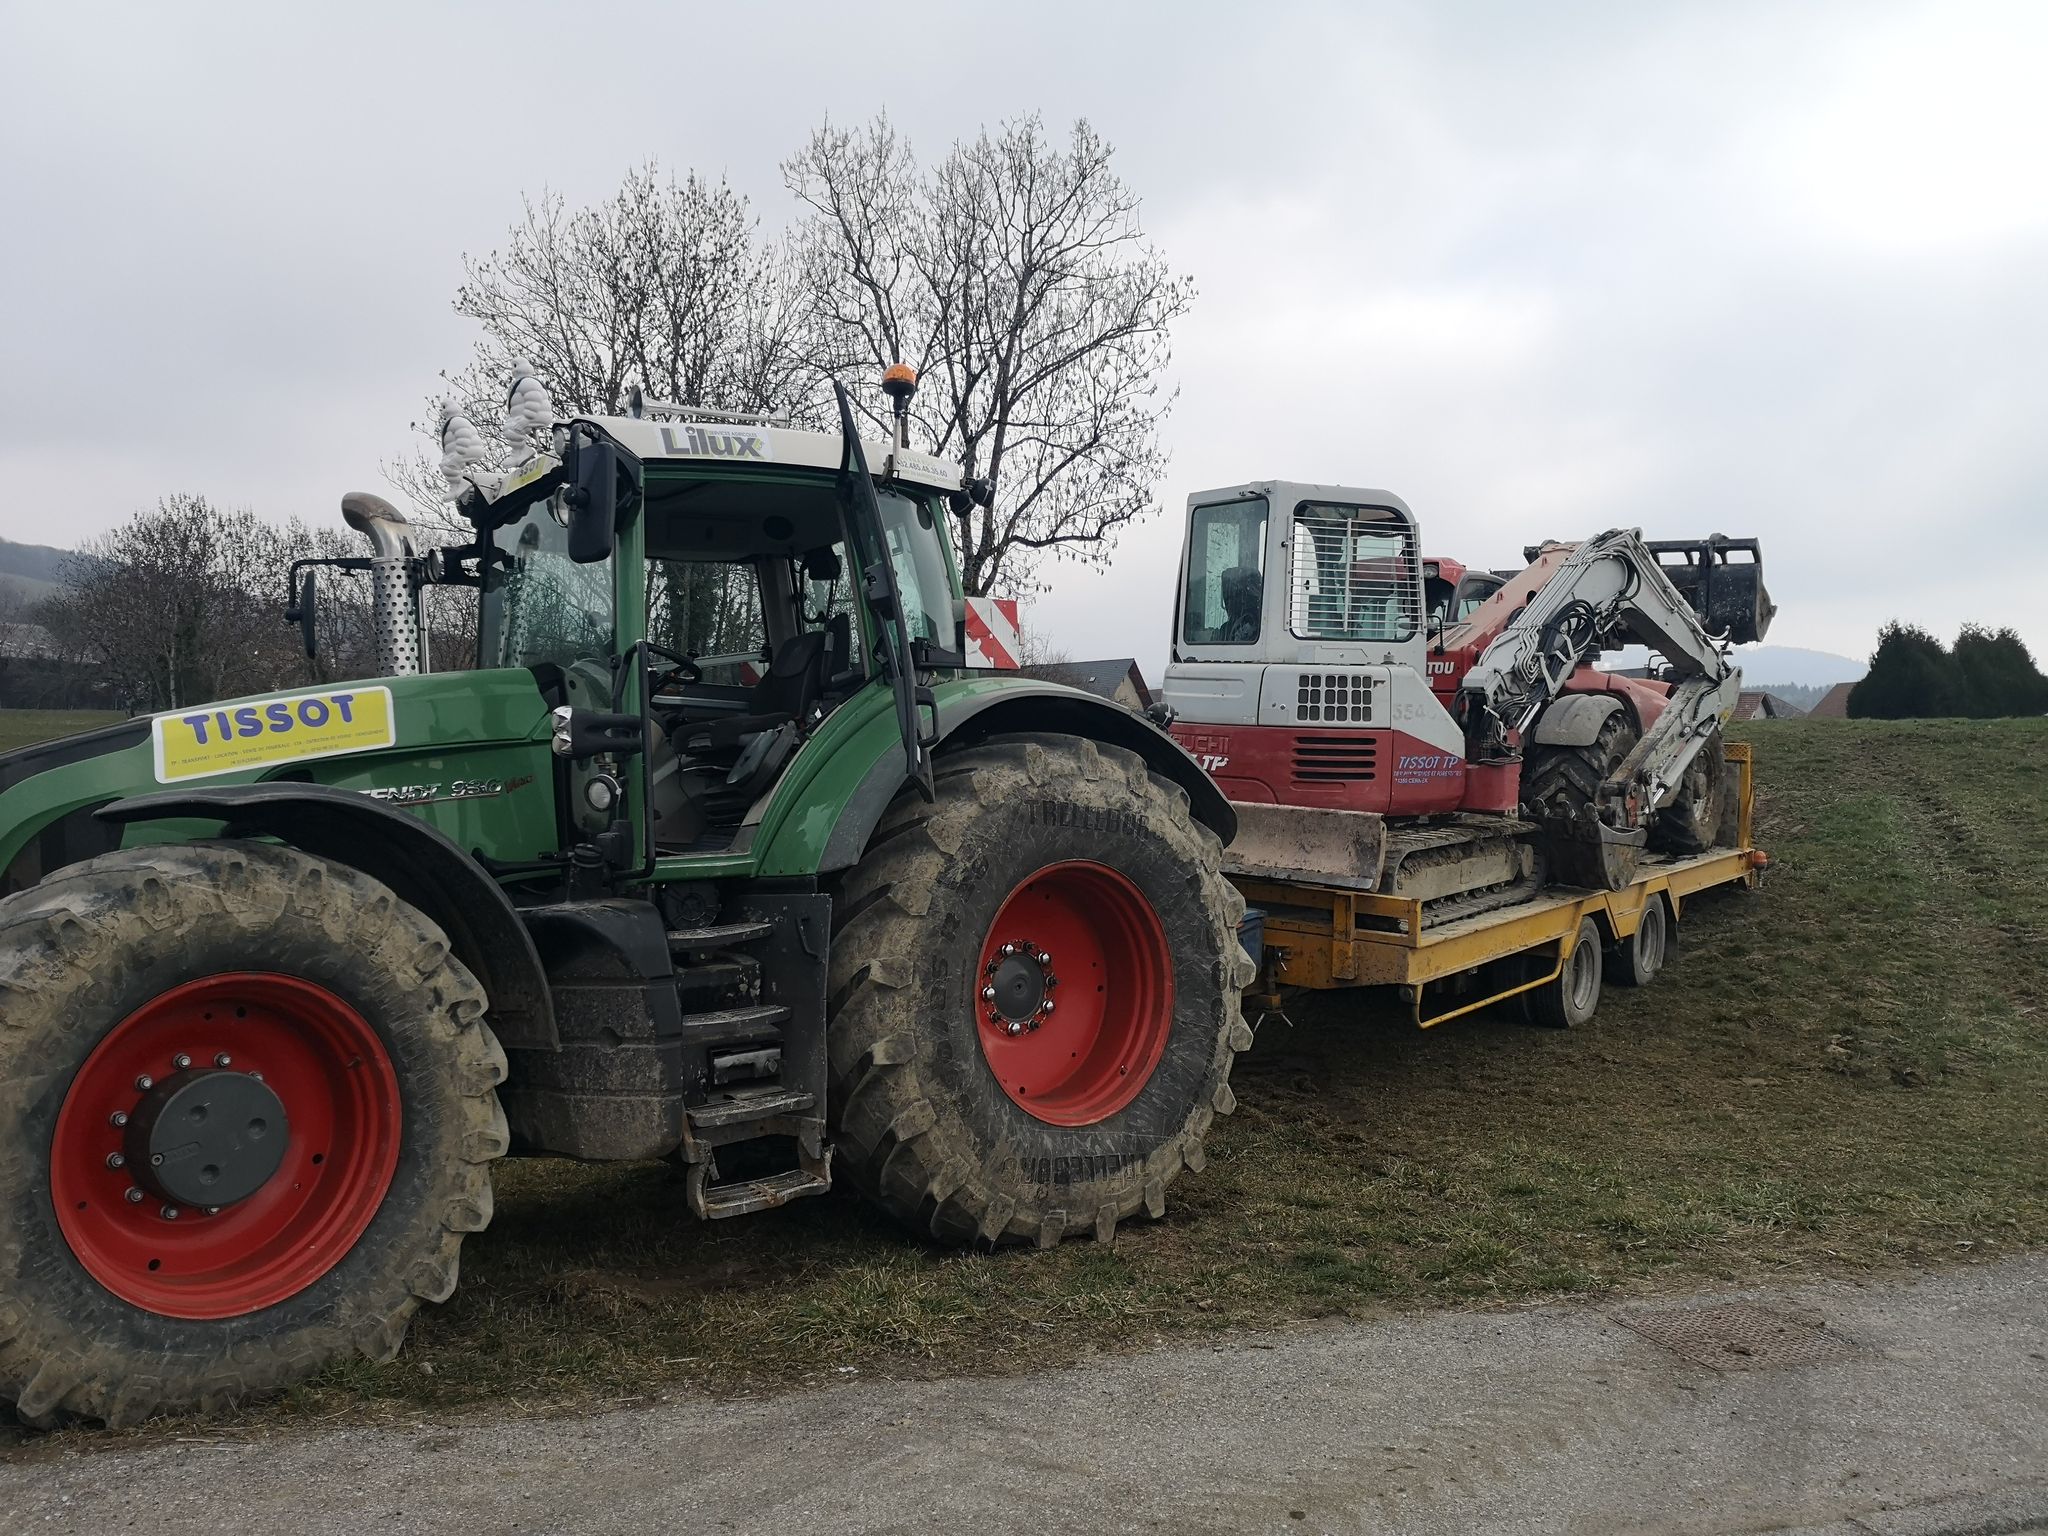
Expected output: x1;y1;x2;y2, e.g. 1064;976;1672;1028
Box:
0;372;1253;1426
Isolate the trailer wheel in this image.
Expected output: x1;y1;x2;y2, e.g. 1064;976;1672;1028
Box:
828;735;1256;1247
1526;916;1604;1028
0;840;507;1427
1605;898;1668;987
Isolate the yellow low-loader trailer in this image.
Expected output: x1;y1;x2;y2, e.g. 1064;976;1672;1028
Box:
1233;744;1766;1029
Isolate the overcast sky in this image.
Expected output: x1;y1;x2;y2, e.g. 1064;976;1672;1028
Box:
3;0;2043;673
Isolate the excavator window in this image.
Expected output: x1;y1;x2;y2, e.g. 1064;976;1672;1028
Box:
1181;496;1269;646
1288;503;1420;643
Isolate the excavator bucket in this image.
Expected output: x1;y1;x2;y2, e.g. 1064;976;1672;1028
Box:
1222;802;1387;892
1643;536;1775;646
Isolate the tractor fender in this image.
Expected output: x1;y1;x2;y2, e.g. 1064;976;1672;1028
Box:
819;683;1237;873
1530;693;1629;749
97;784;557;1051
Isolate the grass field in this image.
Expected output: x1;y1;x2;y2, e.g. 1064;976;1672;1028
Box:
0;709;126;752
255;716;2042;1421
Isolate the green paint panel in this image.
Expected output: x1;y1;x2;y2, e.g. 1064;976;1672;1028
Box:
0;670;557;876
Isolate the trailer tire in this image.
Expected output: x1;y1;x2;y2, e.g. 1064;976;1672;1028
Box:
1527;916;1604;1028
827;734;1256;1248
1523;712;1641;890
0;840;506;1427
1605;897;1667;987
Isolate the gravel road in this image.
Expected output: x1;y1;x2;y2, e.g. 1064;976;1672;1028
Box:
5;1254;2044;1535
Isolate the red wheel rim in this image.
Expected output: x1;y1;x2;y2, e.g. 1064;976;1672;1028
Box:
50;973;401;1320
974;861;1174;1126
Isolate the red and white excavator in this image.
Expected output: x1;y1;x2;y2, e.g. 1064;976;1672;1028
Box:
1160;482;1772;916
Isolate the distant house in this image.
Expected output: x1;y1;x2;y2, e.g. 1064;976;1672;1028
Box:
0;623;54;661
1806;682;1855;719
1731;690;1801;721
1017;658;1152;713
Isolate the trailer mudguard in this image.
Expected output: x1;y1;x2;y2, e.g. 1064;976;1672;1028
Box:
98;784;557;1050
819;682;1236;873
1531;693;1627;749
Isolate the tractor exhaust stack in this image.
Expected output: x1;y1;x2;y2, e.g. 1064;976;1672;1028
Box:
340;492;425;677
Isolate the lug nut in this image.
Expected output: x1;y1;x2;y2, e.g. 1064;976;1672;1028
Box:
160;1205;180;1221
124;1188;144;1205
205;1206;221;1216
172;1053;192;1070
134;1074;153;1092
1005;1020;1025;1037
109;1111;129;1129
1036;951;1052;966
249;1072;264;1083
999;943;1017;957
214;1053;232;1068
105;1152;125;1169
1039;999;1056;1015
981;984;997;1002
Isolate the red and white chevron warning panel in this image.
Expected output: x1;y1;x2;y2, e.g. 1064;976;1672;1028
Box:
964;596;1021;669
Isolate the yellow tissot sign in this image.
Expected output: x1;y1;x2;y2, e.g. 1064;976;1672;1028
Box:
152;687;397;783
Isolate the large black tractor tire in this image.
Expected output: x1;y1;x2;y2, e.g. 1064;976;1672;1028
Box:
0;840;507;1427
1649;729;1728;856
1522;711;1641;891
827;734;1257;1248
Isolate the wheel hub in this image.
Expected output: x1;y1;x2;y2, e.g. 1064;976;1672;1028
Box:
983;940;1059;1034
124;1068;290;1210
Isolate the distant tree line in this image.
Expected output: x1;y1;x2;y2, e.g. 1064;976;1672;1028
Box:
1848;622;2048;719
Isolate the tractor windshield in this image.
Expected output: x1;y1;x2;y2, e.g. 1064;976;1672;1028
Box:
478;503;615;670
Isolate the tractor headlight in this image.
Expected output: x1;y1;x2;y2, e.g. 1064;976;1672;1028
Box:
550;705;575;757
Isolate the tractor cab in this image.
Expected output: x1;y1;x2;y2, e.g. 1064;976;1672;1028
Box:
471;374;982;863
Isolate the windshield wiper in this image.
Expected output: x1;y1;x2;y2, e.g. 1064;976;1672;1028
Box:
834;381;934;802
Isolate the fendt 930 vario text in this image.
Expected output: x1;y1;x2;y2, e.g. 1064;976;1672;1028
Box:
0;370;1253;1426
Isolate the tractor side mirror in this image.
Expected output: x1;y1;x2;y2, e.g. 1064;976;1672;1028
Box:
565;439;618;564
283;567;319;658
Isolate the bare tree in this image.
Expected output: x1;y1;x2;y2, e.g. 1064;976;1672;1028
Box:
785;114;1194;595
393;164;807;511
38;497;391;711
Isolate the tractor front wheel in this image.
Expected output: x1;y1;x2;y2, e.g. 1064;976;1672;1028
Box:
0;840;507;1427
827;735;1256;1247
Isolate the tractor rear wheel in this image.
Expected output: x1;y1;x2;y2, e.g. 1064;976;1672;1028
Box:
827;735;1256;1247
1523;710;1641;890
0;840;507;1427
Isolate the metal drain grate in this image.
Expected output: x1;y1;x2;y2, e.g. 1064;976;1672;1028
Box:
1613;1301;1863;1371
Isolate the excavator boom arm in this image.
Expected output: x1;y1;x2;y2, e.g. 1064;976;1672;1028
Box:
1456;527;1770;835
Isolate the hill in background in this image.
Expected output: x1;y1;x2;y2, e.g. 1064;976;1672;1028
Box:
1730;645;1867;688
0;537;78;603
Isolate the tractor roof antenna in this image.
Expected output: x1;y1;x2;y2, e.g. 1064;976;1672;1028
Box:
881;364;917;451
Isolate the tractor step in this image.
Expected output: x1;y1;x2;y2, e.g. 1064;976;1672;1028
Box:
686;1151;834;1221
687;1086;815;1130
675;1003;789;1044
666;921;774;953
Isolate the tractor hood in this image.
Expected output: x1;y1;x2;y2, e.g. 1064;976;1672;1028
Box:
0;670;557;895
